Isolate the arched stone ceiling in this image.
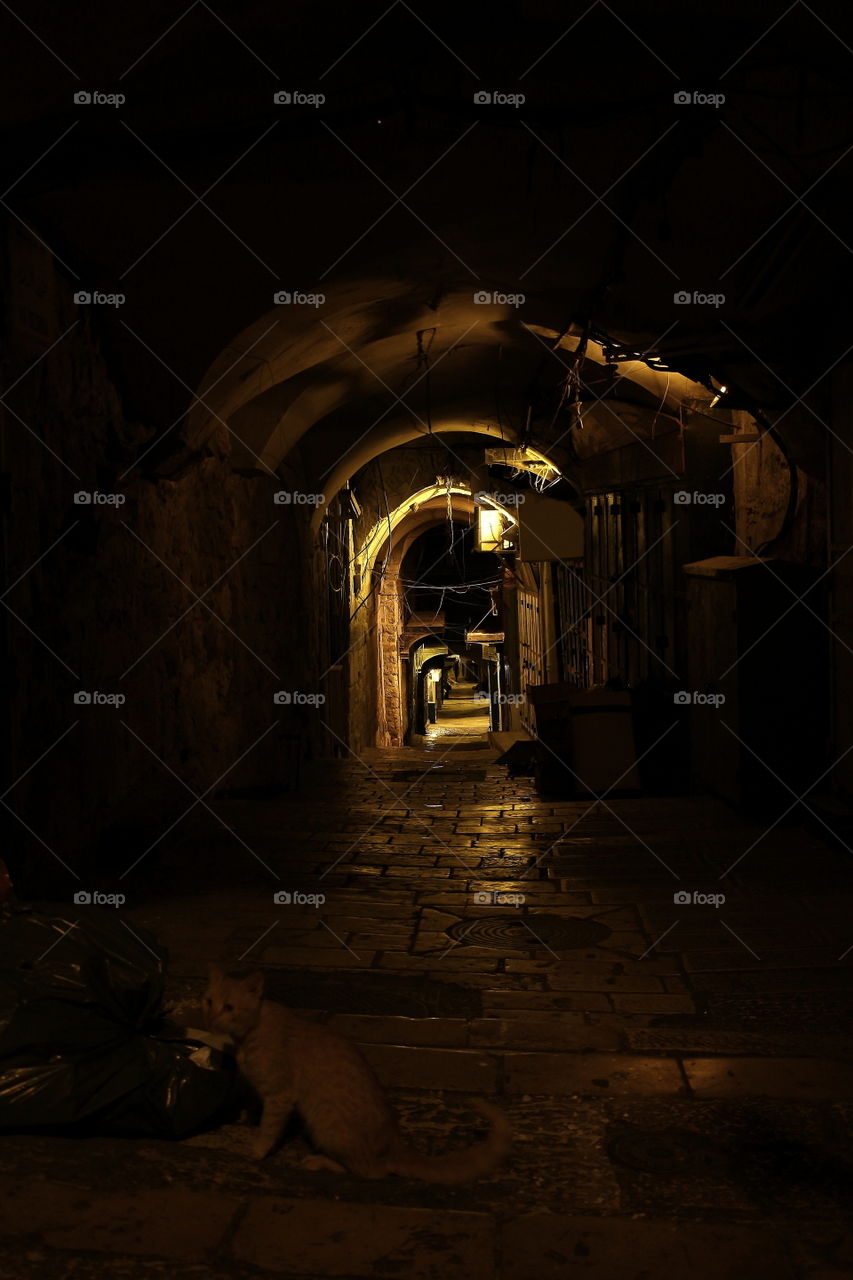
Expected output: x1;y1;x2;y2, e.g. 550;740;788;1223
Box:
199;282;712;512
198;284;709;443
6;0;853;456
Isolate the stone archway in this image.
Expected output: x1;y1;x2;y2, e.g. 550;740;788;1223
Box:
363;484;516;747
180;282;713;754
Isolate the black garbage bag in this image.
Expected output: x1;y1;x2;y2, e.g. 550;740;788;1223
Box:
0;902;237;1138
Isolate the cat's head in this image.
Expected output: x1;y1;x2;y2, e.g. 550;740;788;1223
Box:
203;965;265;1039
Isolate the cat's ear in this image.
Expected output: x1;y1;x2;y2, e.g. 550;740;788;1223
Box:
244;970;265;997
207;962;226;986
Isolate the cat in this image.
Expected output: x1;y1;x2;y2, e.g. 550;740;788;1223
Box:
203;964;511;1183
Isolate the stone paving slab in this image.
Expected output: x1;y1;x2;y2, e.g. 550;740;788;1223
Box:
684;1056;853;1098
467;1018;621;1052
360;1043;499;1091
0;1179;241;1258
0;1178;95;1238
317;903;418;919
266;931;359;948
380;953;501;971
326;1013;469;1047
503;1052;686;1095
481;989;612;1013
349;933;420;949
513;964;668;993
626;1028;853;1057
263;948;377;967
499;1214;798;1280
233;1199;496;1278
611;993;697;1013
602;1095;853;1219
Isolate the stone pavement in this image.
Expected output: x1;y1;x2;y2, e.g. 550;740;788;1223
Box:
3;742;853;1278
425;685;492;742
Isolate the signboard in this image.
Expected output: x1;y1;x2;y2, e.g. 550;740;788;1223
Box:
516;494;584;562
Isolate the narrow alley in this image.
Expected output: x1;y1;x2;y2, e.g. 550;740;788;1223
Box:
3;3;853;1277
3;741;852;1277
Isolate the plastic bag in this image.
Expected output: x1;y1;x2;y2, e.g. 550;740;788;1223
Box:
0;903;236;1138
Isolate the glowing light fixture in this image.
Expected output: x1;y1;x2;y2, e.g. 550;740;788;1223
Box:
709;377;728;409
484;446;560;484
476;506;505;552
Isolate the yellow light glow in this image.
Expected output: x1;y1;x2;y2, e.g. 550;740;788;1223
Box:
477;507;504;552
354;483;519;599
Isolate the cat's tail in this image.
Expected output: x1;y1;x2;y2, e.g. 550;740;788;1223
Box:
387;1098;511;1184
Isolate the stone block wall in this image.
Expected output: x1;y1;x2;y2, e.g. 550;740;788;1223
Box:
2;275;326;893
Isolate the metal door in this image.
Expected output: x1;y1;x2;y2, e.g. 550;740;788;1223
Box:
517;583;544;734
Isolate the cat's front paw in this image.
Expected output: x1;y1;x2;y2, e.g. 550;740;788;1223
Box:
251;1140;273;1160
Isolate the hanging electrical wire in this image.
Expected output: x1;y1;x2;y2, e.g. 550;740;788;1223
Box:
438;472;464;575
327;552;345;595
398;577;501;590
547;317;591;435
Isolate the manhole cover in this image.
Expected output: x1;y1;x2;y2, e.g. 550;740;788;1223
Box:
445;914;611;951
607;1126;728;1176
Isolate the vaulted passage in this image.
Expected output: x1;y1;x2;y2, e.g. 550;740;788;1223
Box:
3;3;853;1276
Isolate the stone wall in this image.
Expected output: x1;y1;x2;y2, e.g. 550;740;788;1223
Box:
2;272;327;894
729;408;826;564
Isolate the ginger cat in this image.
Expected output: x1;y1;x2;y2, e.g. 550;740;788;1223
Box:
203;965;510;1182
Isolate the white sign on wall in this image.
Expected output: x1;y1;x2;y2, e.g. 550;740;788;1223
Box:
516;494;585;562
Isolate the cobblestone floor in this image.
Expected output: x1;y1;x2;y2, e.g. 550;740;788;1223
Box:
3;742;853;1278
425;687;492;741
